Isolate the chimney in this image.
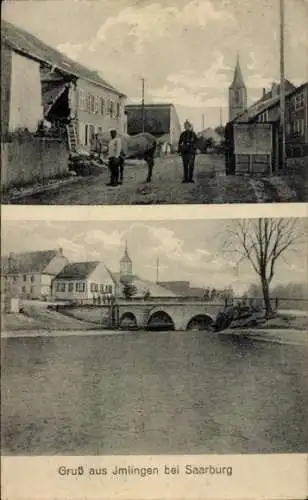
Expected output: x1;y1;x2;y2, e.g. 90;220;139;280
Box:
263;88;266;97
271;82;278;98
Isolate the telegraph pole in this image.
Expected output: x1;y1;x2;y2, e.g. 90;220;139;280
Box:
201;114;205;130
141;77;145;133
156;256;159;283
220;107;223;127
279;0;286;170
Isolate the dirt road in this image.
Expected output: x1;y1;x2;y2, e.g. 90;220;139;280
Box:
9;154;298;205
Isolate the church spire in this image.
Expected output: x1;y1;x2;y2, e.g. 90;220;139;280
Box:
230;53;246;89
120;240;132;276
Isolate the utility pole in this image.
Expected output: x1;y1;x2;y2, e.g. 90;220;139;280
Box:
220;107;223;127
202;114;205;130
279;0;286;170
141;77;145;133
156;256;159;283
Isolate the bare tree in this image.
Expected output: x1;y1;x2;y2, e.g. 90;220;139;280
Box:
225;218;303;318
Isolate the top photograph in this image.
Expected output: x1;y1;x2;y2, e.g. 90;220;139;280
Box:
1;0;307;206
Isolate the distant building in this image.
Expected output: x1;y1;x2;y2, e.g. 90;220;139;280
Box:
1;20;126;150
52;261;115;301
228;54;247;121
111;244;177;298
125;103;181;151
1;249;68;300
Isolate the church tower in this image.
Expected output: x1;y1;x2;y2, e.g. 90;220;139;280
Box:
120;241;132;277
228;54;247;121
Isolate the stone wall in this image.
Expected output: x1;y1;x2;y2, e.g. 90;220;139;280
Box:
1;136;69;189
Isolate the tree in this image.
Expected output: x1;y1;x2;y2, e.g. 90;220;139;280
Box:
122;283;138;300
225;218;303;318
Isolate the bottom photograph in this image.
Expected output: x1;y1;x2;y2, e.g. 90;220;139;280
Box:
1;216;308;456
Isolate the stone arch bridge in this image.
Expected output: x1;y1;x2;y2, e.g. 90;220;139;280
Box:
109;301;225;331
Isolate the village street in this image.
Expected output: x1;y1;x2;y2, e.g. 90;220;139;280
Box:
10;153;302;205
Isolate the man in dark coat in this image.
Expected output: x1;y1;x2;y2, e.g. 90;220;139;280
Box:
178;120;198;183
144;139;157;182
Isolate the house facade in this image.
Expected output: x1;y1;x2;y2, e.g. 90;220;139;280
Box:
250;83;308;157
231;79;308;157
52;261;115;301
1;249;69;300
1;31;44;136
125;103;181;150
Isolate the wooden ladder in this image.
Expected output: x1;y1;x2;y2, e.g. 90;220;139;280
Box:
66;121;78;153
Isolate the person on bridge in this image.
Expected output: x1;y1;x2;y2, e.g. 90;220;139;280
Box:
107;129;122;186
178;120;198;183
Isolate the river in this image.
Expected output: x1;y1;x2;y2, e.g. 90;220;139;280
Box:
1;330;308;455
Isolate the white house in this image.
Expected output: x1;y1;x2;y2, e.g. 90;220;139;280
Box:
1;249;69;300
52;261;116;301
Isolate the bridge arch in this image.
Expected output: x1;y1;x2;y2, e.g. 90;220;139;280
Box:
146;310;175;331
119;312;138;330
186;314;215;331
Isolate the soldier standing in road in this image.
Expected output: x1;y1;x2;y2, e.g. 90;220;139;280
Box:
107;129;122;186
178;120;198;183
144;139;157;182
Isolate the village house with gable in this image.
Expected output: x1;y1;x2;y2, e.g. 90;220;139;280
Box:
1;20;127;189
51;261;116;302
1;249;69;300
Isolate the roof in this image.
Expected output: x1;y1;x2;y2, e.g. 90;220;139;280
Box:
233;81;308;123
125;103;175;109
1;19;125;97
112;273;178;297
229;55;246;89
258;80;295;103
2;249;62;274
55;261;100;279
157;281;190;296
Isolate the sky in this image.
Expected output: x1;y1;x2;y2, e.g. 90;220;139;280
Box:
2;0;308;129
2;218;307;294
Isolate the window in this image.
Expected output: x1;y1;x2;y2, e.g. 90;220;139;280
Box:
86;94;91;112
30;275;35;282
76;282;85;292
90;283;98;292
85;124;89;146
78;89;86;110
107;284;113;293
100;284;105;293
90;95;95;113
13;276;17;282
56;282;66;292
110;100;114;116
94;97;99;114
68;283;74;292
30;286;34;294
294;92;305;110
23;275;27;282
116;102;120;118
100;98;105;115
22;286;26;293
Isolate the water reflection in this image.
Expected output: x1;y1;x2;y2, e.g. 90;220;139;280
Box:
2;330;308;455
